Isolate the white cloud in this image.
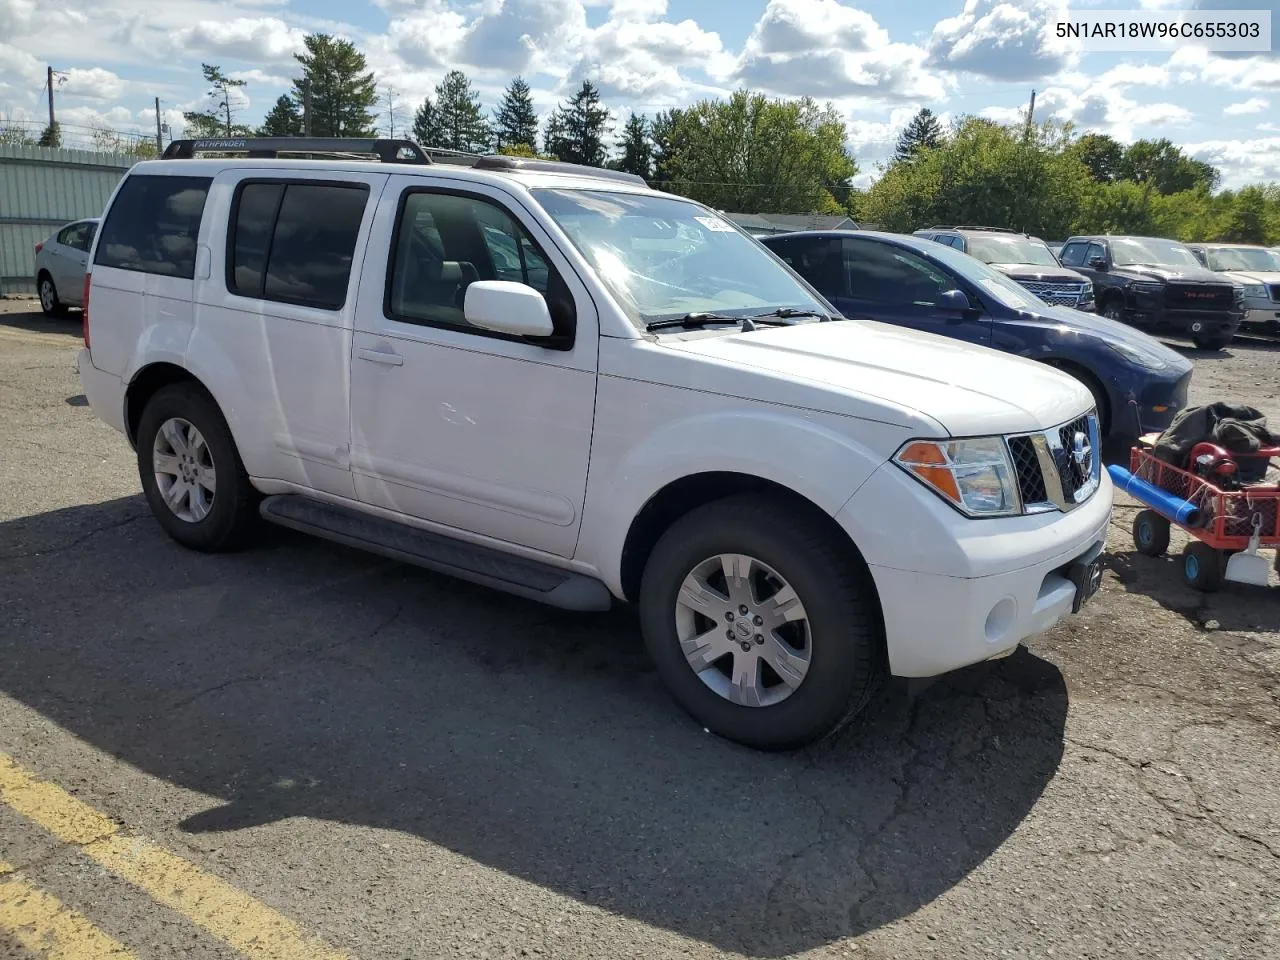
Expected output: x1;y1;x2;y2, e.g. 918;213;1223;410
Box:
1168;47;1280;90
59;67;126;101
1225;96;1269;115
177;17;307;65
1185;136;1280;188
734;0;946;103
927;0;1077;82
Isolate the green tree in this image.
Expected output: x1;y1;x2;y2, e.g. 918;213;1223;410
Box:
544;80;611;166
498;142;554;159
183;64;249;137
613;112;653;179
654;90;857;214
1070;132;1125;183
257;95;303;137
492;76;538;152
893;107;944;163
430;70;491;153
650;108;686;184
0;123;34;146
291;34;378;138
1119;138;1219;194
411;97;442;147
863;116;1091;237
37;122;61;148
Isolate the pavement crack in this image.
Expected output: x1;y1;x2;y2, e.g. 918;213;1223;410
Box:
0;513;147;560
166;675;271;714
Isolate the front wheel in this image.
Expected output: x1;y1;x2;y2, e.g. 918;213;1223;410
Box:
136;383;258;552
1133;509;1171;558
1192;332;1232;351
639;495;884;751
1101;299;1125;323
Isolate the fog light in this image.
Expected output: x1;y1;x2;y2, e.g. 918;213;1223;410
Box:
985;598;1017;644
1152;405;1168;413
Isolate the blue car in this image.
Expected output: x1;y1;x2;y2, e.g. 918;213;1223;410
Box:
760;230;1193;443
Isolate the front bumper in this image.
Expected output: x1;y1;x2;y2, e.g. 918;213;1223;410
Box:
1243;304;1280;327
836;461;1113;677
1122;301;1243;337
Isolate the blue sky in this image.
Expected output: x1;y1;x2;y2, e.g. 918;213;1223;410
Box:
1;0;1276;187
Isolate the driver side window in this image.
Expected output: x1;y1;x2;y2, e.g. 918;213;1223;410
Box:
842;239;954;305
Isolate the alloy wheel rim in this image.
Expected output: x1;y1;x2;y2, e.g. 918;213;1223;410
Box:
152;417;216;523
40;280;54;311
674;553;812;708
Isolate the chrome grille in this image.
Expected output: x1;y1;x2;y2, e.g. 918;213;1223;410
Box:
1017;280;1087;307
1005;411;1102;514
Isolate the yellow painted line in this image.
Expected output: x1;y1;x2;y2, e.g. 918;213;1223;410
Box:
0;874;139;959
0;754;351;960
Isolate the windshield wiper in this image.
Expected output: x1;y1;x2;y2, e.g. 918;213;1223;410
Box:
644;312;743;332
644;308;831;333
750;308;831;321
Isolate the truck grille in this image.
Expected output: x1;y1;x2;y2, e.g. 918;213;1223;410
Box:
1005;412;1101;513
1164;282;1233;310
1018;279;1087;307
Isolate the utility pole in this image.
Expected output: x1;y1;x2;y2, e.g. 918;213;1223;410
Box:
1024;88;1036;140
46;65;55;132
302;80;312;136
384;85;397;139
155;97;163;154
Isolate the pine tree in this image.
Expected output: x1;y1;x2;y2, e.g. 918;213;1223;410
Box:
492;76;538;152
431;70;491;153
37;122;61;148
613;112;652;179
257;95;303;136
183;64;250;137
412;97;442;147
291;34;378;138
893;107;944;163
544;81;611;167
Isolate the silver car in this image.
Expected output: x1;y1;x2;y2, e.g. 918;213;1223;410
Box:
34;218;99;317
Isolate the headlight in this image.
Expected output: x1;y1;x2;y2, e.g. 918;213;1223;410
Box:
1242;284;1266;298
1131;281;1163;294
894;437;1020;517
1081;281;1094;301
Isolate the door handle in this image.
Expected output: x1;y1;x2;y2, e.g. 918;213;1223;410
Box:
357;347;404;366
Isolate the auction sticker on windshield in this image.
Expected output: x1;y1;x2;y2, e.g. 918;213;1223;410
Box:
694;216;735;232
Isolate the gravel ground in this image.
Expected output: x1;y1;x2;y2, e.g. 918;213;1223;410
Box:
0;301;1277;960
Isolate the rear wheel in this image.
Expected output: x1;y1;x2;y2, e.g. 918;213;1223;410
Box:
1133;509;1171;558
136;383;258;552
38;274;67;317
639;494;884;751
1182;542;1224;593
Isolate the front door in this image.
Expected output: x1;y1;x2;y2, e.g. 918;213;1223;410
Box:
348;177;598;559
837;238;992;345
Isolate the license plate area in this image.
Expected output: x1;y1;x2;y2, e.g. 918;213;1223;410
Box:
1067;556;1104;613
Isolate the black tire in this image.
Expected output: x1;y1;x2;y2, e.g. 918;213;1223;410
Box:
1132;509;1171;558
1182;541;1224;593
638;494;884;751
1192;332;1232;351
136;383;257;552
37;273;68;318
1100;297;1125;323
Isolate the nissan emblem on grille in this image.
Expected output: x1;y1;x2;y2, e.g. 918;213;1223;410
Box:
1070;430;1092;489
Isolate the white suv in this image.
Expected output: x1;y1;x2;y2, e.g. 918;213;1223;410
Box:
76;137;1111;750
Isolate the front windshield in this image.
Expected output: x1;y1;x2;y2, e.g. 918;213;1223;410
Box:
1204;246;1280;272
965;234;1060;267
532;189;830;326
1111;237;1202;268
915;239;1053;310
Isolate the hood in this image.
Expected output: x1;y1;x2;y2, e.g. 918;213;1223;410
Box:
1113;263;1230;284
1219;269;1280;286
661;320;1093;438
988;262;1088;283
1003;302;1191;373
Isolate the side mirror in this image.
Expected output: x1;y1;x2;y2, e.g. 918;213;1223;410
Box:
936;289;971;312
1088;256;1108;270
463;281;555;339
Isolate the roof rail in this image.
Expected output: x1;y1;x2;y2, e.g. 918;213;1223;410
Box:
926;225;1019;233
161;137;431;165
472;154;649;187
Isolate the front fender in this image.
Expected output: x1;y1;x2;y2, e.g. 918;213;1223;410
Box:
577;404;909;597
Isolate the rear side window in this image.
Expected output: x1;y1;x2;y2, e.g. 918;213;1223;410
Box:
227;180;370;311
94;175;211;278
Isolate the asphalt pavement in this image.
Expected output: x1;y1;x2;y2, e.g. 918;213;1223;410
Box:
1;301;1277;959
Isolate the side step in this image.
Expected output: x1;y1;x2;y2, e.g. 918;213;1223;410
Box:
259;495;613;612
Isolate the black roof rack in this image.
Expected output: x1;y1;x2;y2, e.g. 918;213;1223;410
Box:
472;154;648;187
161;137;431;164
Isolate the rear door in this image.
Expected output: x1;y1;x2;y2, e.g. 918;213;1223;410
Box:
837;237;992;345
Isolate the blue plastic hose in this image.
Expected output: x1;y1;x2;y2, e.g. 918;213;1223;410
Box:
1107;463;1201;526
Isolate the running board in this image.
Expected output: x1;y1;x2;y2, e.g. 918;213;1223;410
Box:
258;495;613;612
